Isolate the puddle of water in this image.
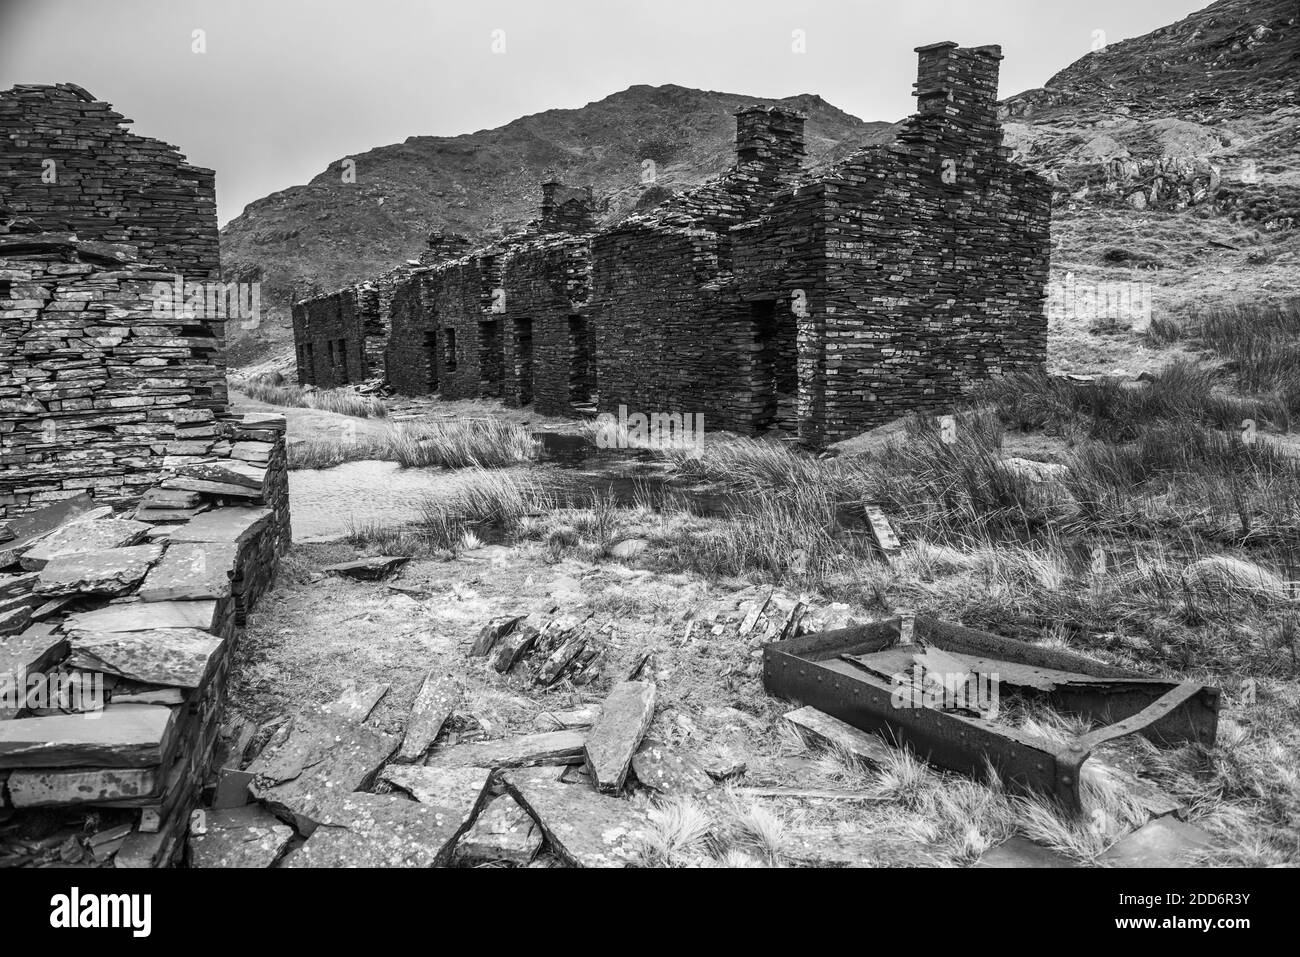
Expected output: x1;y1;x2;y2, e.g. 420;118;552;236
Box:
289;439;741;541
289;461;537;542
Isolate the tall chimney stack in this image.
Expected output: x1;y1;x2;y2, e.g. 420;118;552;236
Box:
734;106;806;175
913;41;1002;127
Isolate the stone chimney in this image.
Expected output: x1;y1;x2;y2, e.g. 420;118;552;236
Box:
540;182;598;234
734;106;806;174
420;229;473;265
913;41;1002;127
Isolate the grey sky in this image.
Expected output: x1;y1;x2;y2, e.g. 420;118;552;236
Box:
0;0;1209;227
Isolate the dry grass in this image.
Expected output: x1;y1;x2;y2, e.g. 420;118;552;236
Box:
288;419;539;471
239;371;388;418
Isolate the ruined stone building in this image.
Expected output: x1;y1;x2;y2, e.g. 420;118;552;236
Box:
294;42;1052;445
0;84;293;867
0;83;234;512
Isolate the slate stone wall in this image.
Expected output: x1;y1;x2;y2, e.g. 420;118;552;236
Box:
291;288;367;387
0;240;229;517
296;44;1051;448
0;84;219;280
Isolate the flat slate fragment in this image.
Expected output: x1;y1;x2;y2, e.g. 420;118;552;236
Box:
35;544;164;596
631;738;714;795
1099;817;1216;867
0;704;176;769
166;507;271;546
137;542;238;601
7;765;163;807
584;680;656;793
64;600;220;634
67;628;223;688
424;729;584;770
394;671;457;763
0;629;69;719
281;790;483;868
783;705;894;766
456;794;544;865
176;459;266;489
975;835;1078;868
19;518;150;570
188;806;294;868
784;826;943;868
502;770;650;868
246;684;398;833
323;556;410;581
379;764;492;813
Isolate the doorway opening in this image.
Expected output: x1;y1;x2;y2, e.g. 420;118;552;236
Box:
512;317;534;405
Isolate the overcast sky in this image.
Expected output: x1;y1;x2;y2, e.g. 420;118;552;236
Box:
0;0;1208;227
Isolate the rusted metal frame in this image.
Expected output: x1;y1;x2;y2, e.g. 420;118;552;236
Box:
915;615;1133;678
764;621;1220;814
764;649;1079;810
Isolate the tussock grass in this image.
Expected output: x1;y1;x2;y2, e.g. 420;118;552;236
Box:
981;358;1287;439
387;419;539;469
240;371;388;418
287;419;538;471
1193;297;1300;413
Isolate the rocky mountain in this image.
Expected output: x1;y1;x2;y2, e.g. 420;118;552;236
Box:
219;87;892;362
222;0;1298;366
1002;0;1298;221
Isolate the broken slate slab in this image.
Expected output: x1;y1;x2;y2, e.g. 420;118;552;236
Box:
379;764;492;812
63;600;221;634
175;459;266;490
35;545;164;596
323;555;410;581
394;671;457;763
0;704;177;769
631;739;714;796
975;836;1078;868
137;542;239;601
456;794;543;865
783;826;943;868
425;729;585;770
0;492;96;567
534;632;588;686
584;680;656;793
66;628;224;689
246;684;397;833
783;705;893;767
1099;817;1216;868
0;628;70;719
533;706;600;731
188;806;294;868
281;790;485;868
468;615;524;657
502;770;650;868
492;623;539;673
166;507;271;546
19;518;150;571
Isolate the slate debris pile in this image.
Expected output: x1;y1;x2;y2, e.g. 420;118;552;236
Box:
0;414;288;868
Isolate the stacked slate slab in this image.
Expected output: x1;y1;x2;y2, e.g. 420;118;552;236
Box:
0;413;289;868
0;236;229;516
0;83;219;280
303;42;1051;447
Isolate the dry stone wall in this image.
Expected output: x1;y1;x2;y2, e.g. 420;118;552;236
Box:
0;84;219;280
